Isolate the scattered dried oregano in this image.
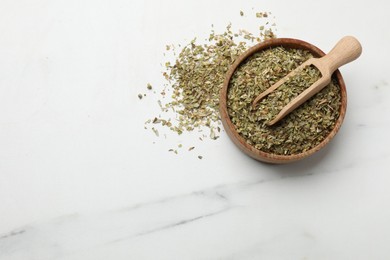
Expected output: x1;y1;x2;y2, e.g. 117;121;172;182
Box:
147;12;276;141
227;47;341;155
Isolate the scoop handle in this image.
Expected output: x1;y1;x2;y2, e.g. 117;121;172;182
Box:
321;36;362;74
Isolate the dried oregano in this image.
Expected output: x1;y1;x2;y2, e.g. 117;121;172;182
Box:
257;65;322;122
227;47;341;155
147;11;276;142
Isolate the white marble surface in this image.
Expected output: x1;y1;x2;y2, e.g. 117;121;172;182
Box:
1;0;390;259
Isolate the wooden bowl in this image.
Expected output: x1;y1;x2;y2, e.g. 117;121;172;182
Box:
219;38;347;164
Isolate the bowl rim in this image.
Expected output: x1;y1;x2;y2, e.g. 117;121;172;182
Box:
219;38;347;164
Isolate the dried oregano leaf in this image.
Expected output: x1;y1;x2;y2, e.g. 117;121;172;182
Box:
152;15;276;137
227;47;341;155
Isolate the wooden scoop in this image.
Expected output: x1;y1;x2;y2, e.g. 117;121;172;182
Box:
252;36;362;126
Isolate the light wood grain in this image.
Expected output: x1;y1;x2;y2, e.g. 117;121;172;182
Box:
253;36;362;126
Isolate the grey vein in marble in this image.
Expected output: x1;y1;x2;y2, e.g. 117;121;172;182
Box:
0;175;303;259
